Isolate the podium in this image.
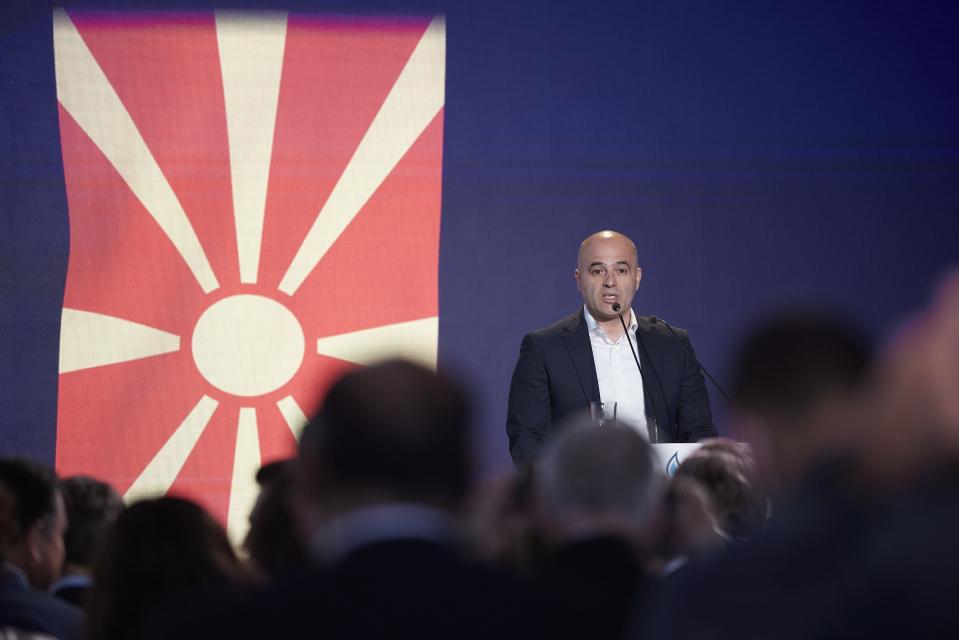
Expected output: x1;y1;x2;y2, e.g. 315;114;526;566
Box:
652;442;703;476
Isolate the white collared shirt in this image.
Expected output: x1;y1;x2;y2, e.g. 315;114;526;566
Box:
583;305;648;438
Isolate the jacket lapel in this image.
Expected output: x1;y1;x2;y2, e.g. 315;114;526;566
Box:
562;310;600;405
634;317;671;439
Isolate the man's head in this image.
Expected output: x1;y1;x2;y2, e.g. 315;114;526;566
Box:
673;439;767;540
729;311;872;488
244;459;307;581
0;458;67;589
534;421;660;544
60;475;123;573
575;230;642;322
299;359;471;516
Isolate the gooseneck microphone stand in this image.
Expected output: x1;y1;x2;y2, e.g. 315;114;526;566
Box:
612;303;659;443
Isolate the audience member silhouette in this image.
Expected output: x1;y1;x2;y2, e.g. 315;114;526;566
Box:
646;440;766;577
50;476;123;607
459;466;540;575
168;359;576;640
85;496;250;640
532;421;659;639
729;311;872;498
672;438;767;542
243;459;307;582
0;458;82;640
818;270;959;638
646;474;726;577
636;311;875;640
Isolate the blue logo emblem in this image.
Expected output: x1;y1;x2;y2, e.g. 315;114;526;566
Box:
666;452;681;476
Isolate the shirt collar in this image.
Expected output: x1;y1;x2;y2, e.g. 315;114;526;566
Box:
583;305;638;335
50;573;93;594
2;562;29;588
310;502;455;565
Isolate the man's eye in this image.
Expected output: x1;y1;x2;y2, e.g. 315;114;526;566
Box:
591;269;603;276
618;268;628;274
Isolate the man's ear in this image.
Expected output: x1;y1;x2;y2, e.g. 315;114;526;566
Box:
635;266;643;291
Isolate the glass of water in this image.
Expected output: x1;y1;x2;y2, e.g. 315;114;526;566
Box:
590;401;617;427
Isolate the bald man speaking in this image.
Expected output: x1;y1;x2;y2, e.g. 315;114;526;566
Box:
507;230;716;466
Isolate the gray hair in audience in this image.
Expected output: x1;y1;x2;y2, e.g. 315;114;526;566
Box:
536;421;660;526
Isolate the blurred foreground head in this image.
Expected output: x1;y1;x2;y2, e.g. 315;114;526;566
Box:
673;438;766;540
86;496;247;640
0;457;66;590
244;460;306;581
299;359;471;515
60;475;123;573
729;311;871;490
865;270;959;483
534;421;659;543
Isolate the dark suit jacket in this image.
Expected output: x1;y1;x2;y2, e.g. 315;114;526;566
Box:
0;567;83;640
507;310;715;464
536;536;648;640
158;538;583;640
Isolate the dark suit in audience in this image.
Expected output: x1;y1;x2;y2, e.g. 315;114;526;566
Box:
537;535;646;639
222;535;565;639
812;468;959;639
49;574;90;608
0;565;82;640
0;458;82;640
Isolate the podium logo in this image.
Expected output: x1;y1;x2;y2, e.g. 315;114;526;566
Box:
666;452;681;476
53;9;445;541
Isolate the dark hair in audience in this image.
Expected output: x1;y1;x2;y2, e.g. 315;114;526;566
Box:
245;459;307;581
255;459;289;486
86;496;248;640
730;311;871;421
60;475;124;567
300;359;471;510
0;457;60;554
674;439;767;540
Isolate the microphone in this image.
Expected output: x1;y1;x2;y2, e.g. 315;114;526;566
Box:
613;303;659;443
648;316;731;405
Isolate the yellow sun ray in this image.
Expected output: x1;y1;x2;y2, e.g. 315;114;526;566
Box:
226;407;261;546
53;9;220;293
124;396;219;502
277;395;309;441
315;316;438;369
278;15;446;296
216;11;288;285
59;308;180;374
